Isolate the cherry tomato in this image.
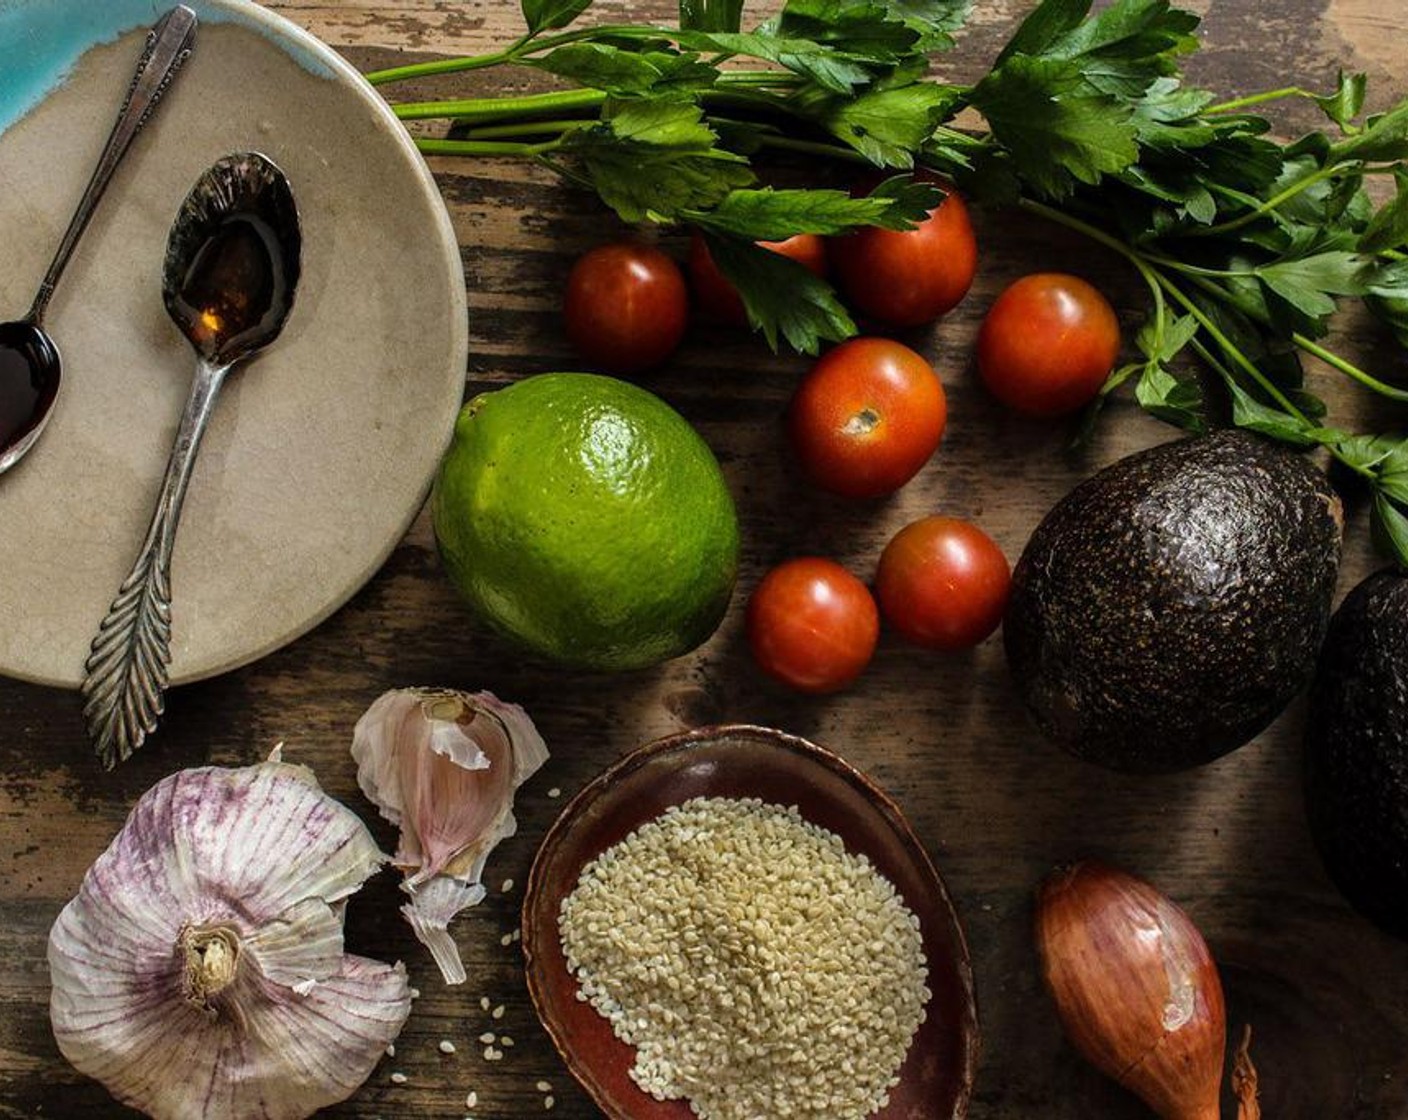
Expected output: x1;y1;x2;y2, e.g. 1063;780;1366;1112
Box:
688;232;828;326
828;181;977;327
747;558;880;693
788;337;946;499
563;242;688;374
977;272;1121;417
875;517;1011;651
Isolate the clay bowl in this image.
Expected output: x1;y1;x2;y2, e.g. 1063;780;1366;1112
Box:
522;723;980;1119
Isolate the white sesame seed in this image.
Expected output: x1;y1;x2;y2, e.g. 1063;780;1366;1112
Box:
548;787;561;798
499;1035;514;1047
491;1004;505;1020
478;1032;496;1044
482;1046;495;1061
466;1090;478;1108
501;878;514;893
389;1072;407;1085
557;796;929;1120
439;1039;456;1054
384;1044;395;1058
544;1095;555;1110
409;987;421;999
536;1080;552;1093
500;933;513;947
480;996;491;1010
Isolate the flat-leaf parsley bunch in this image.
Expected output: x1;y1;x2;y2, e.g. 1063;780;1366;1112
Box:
370;0;1408;566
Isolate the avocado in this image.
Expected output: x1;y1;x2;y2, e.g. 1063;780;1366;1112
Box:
1004;429;1343;772
1305;569;1408;939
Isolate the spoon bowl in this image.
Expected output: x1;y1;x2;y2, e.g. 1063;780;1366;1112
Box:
0;322;60;474
0;6;196;475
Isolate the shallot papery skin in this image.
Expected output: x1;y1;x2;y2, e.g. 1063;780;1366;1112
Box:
1036;861;1226;1120
351;688;549;984
48;755;412;1120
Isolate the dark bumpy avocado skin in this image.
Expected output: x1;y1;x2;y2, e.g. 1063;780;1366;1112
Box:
1004;430;1343;773
1306;570;1408;940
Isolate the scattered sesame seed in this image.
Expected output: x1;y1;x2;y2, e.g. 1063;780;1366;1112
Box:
384;1044;395;1058
389;1072;408;1085
410;987;421;999
483;1046;495;1061
479;1032;497;1045
548;787;561;798
439;1040;457;1055
501;878;514;893
499;1035;514;1047
544;1095;556;1110
480;996;491;1010
466;1090;478;1108
492;1004;506;1019
500;933;513;947
512;928;522;942
536;1080;552;1093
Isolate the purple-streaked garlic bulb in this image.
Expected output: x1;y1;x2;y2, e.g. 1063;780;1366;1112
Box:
351;688;549;984
48;751;412;1120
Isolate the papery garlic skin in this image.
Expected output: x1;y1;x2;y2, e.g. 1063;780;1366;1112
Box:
49;754;412;1120
351;688;549;984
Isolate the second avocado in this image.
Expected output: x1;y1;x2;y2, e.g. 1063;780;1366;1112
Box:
1005;429;1343;772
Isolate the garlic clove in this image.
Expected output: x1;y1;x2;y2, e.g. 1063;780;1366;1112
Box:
351;688;548;984
49;755;412;1120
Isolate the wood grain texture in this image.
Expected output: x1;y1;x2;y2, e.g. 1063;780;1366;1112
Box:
3;1;1408;1117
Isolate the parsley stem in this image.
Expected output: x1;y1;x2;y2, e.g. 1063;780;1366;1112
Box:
457;119;593;139
393;89;607;122
415;137;563;156
365;25;667;85
364;34;535;85
1203;87;1315;114
755;135;867;162
1153;273;1310;421
1187;162;1348;237
1292;333;1408;402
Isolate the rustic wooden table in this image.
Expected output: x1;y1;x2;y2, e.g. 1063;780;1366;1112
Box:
4;0;1408;1117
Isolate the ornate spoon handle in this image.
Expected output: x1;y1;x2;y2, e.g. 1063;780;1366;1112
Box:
28;6;198;325
82;358;229;768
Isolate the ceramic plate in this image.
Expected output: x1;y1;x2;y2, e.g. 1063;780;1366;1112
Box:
523;724;981;1120
0;0;466;687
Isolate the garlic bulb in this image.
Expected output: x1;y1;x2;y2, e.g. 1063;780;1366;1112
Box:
351;688;549;984
48;751;412;1120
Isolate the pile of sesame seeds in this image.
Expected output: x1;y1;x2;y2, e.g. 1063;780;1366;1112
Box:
558;796;931;1119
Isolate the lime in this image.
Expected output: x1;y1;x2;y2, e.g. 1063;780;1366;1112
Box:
432;373;740;671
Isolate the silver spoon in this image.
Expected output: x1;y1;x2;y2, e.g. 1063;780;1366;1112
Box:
0;6;198;475
81;151;302;768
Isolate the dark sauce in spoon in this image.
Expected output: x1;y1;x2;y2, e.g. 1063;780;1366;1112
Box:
0;326;59;453
169;213;289;360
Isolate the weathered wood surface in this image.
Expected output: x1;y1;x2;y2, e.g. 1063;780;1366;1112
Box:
4;1;1408;1117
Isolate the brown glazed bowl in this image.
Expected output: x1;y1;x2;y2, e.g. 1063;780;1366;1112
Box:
522;724;979;1119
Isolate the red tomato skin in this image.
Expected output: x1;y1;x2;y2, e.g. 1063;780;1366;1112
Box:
788;337;946;500
563;243;689;375
747;558;879;694
828;187;978;327
875;517;1011;650
977;272;1121;417
688;232;828;326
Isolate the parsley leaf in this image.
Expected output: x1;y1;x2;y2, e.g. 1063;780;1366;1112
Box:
686;178;941;238
971;56;1139;197
1360;169;1408;253
814;83;961;167
532;45;717;97
564;100;754;222
703;232;856;353
1373;490;1408;570
521;0;592;33
1313;69;1367;132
